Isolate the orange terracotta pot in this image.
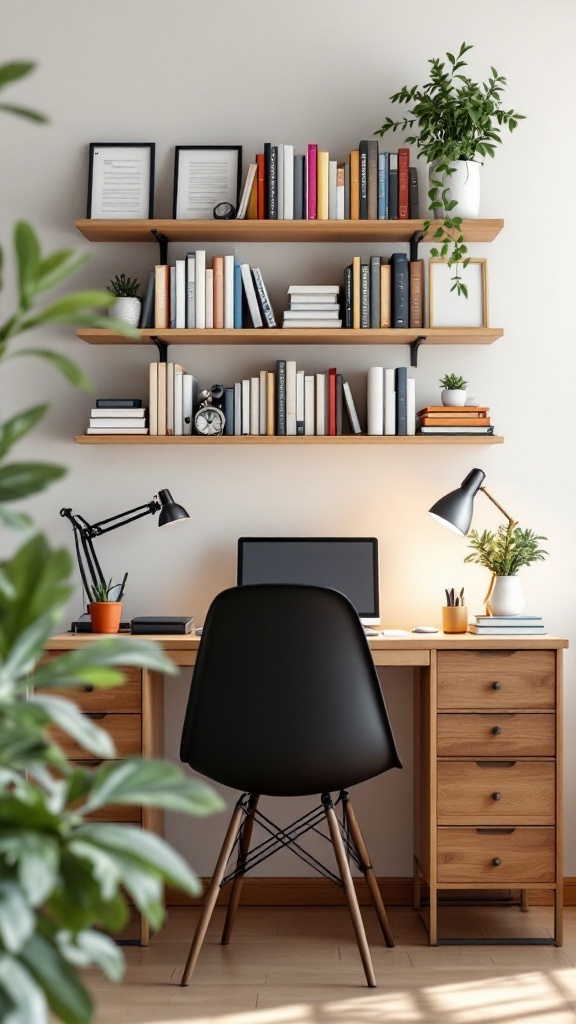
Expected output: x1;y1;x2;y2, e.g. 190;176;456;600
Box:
89;602;123;634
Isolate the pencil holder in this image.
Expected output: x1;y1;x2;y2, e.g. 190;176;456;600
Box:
442;605;468;634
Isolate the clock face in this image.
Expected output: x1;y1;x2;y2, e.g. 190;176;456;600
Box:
194;406;225;435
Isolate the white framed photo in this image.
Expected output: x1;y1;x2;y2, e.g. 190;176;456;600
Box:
173;146;242;219
429;258;489;328
87;143;155;219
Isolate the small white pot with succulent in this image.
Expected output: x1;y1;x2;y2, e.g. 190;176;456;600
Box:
439;372;467;406
107;274;142;327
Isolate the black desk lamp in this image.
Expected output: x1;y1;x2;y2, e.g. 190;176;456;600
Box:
428;468;517;536
60;488;189;631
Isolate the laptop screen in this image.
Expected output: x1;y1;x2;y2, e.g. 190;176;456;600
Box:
237;537;380;624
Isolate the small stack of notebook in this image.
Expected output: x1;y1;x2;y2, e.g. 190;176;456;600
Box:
417;405;493;436
469;614;546;635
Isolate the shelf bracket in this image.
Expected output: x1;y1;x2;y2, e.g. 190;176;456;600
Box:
410;336;426;367
150;336;168;362
410;229;425;263
150;229;169;266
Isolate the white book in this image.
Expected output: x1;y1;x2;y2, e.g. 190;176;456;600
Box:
90;407;145;417
88;417;146;428
343;381;362;434
315;373;326;436
384;367;396;435
406;377;416;436
367;366;384;435
205;268;214;329
259;369;267;435
182;373;197;435
284;309;340;319
285;359;297;435
336;184;345;220
175;260;186;329
296;369;305;435
283;144;294;219
195;250;206;328
86;427;149;434
304;375;315;435
289;303;340;312
240;263;263;327
282;319;342;328
166;362;175;435
287;293;340;303
252;267;277;327
234;382;242;435
224;254;235;329
169;266;176;328
288;284;340;294
185;252;195;328
328;160;337;219
250;377;260;435
174;364;184;435
241;379;250;435
236;163;257;220
276;143;284;220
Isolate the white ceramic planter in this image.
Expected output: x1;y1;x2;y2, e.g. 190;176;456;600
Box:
430;160;481;219
489;576;525;616
441;389;467;407
110;297;141;327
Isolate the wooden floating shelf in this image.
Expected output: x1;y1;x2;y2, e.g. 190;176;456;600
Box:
75;218;504;245
77;327;504;347
75;435;503;446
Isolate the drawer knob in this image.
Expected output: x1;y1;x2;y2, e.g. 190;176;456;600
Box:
492;857;502;867
491;726;501;735
492;792;502;801
492;681;501;691
83;685;94;693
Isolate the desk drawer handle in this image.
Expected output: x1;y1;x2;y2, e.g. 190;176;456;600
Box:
72;758;104;767
476;761;516;768
491;726;501;735
83;685;94;693
492;857;502;867
85;713;107;721
476;828;515;835
492;792;502;801
492;681;502;690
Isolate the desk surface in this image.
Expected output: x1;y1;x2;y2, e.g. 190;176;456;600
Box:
47;631;569;668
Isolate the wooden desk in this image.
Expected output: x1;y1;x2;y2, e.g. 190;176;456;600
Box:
46;631;568;946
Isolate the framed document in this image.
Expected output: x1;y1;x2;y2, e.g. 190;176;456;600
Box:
87;143;155;219
428;258;489;328
173;145;242;219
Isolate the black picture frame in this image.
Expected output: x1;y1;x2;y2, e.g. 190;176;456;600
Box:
173;145;242;219
87;142;155;219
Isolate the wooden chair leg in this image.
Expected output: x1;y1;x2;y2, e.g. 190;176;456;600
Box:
221;793;259;945
323;798;376;988
180;800;244;986
342;793;395;947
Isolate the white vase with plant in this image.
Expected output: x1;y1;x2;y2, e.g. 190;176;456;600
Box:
464;523;548;615
107;273;141;326
439;373;467;407
374;41;525;295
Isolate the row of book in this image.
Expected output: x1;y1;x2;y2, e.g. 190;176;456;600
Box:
416;405;494;436
237;142;418;221
469;615;546;636
344;254;423;330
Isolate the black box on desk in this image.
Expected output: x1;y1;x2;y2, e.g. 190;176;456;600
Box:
130;616;194;635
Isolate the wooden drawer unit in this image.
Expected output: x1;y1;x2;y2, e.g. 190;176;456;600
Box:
54;713;142;760
437;713;555;757
41;667;142;712
437;827;556;884
437;760;556;825
437;650;555;709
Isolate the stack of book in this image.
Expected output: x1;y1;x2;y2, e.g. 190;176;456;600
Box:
282;285;342;328
469;614;546;636
416;405;494;436
87;400;148;435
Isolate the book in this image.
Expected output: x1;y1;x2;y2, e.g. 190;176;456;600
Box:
256;153;266;219
157;361;167;435
343;264;352;327
304;375;315;435
349;149;359;220
263;142;272;218
224;386;234;435
275;359;286;435
86;427;149;434
358;140;368;219
289;303;341;312
234;382;241;435
234;262;243;328
409;166;419;217
391;252;409;328
343;381;362;434
335;372;343;434
370;256;381;328
250;376;260;435
328;367;337;436
148;364;158;436
175;259;186;329
268;144;278;219
315;373;326;435
212;256;224;329
140;270;155;328
380;260;391;327
282;319;342;328
395;366;407;435
307;144;317;220
240;263;263;327
204;268;214;329
154;264;169;328
266;371;275;435
409;260;424;329
166;361;175;435
276;143;284;219
296;368;305;435
336;162;345;220
95;398;142;409
406;377;416;435
384;367;396;435
317;150;329;220
224;254;235;329
468;624;547;635
252;267;277;327
284;309;340;320
246;168;258;219
366;140;379;220
259;369;267;434
397;147;410;219
388;153;398;219
352;255;361;329
293;154;305;219
173;363;184;435
328;159;337;220
236;163;257;220
360;262;370;328
287;284;341;294
367;366;383;435
90;406;144;416
169;265;176;328
283;144;294;219
88;417;146;428
474;615;543;625
195;250;206;329
182;372;197;435
285;359;297;435
185;252;196;328
418;416;492;427
378;151;389;219
418;405;490;416
241;379;250;435
418;425;495;434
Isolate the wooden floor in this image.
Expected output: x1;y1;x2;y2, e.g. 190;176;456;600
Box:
88;905;576;1023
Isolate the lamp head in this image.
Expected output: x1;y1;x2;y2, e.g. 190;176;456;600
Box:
428;468;486;535
157;488;190;527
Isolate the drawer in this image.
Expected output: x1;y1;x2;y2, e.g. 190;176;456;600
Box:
437;827;555;883
437;713;555;757
53;713;141;759
437;651;555;710
39;666;142;712
437;760;555;824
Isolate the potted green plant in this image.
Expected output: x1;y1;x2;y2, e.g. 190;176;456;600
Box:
107;273;142;327
375;41;525;294
89;572;128;633
439;372;467;406
464;523;548;615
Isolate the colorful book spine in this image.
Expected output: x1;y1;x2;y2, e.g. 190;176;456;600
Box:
307;144;317;220
398;147;410;219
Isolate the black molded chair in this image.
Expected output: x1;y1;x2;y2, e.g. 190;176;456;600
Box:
179;583;402;987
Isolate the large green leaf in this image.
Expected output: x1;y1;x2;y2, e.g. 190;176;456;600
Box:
0;882;35;953
0;62;37;89
0;406;48;460
57;929;124;981
0;955;49;1024
29;694;117;758
19;932;93;1024
0;536;72;657
74;823;202;896
82;757;224;815
30;637;179;691
50;856;129;933
0;832;60;906
0;461;66;501
33;249;90;295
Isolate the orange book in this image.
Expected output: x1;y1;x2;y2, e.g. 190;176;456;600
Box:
409;259;424;328
154;264;170;329
246;172;258;219
266;371;276;435
349;150;359;220
256;154;265;219
418;405;490;416
212;256;224;329
418;415;491;427
317;150;329;220
380;262;391;328
398;147;410;219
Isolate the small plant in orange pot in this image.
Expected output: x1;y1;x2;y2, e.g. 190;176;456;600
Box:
89;572;128;633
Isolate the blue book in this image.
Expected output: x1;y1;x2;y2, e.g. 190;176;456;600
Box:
389;154;398;219
224;387;234;435
390;252;409;328
233;263;243;328
378;152;389;219
395;366;407;435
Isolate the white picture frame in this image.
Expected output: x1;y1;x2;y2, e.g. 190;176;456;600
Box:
173;146;242;220
428;258;489;328
87;143;155;219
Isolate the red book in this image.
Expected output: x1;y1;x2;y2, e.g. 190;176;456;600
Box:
256;154;265;220
328;367;337;435
398;147;410;219
307;144;318;220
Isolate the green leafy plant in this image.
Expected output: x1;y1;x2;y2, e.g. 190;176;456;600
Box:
90;573;128;603
439;373;467;391
107;274;140;299
0;61;223;1024
464;524;548;576
375;41;525;295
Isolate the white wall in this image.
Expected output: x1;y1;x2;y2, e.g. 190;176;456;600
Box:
3;0;575;877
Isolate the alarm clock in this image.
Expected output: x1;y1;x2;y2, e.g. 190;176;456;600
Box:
194;385;226;436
